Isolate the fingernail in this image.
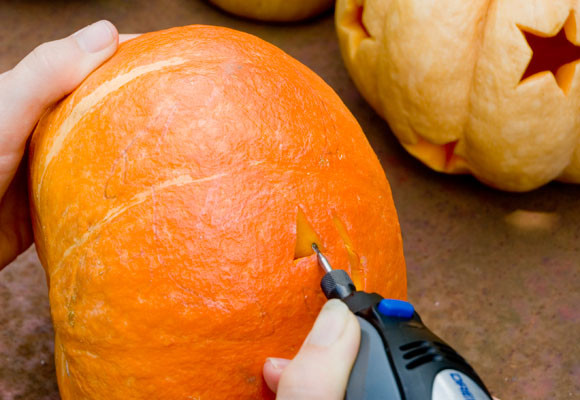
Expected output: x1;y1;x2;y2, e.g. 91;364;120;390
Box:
75;20;116;53
266;357;290;371
306;299;350;347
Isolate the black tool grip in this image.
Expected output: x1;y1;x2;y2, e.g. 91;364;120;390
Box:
317;267;492;399
372;310;492;399
345;304;493;400
345;317;402;400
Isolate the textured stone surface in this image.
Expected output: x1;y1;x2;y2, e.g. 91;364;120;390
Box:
0;1;578;399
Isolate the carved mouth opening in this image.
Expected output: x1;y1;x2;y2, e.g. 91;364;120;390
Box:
403;137;467;174
519;11;580;94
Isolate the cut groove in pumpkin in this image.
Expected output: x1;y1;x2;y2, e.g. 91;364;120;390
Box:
332;215;363;288
518;11;580;94
341;0;371;58
294;208;322;259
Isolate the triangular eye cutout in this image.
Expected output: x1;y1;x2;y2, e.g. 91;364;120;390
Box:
294;208;322;259
519;11;580;94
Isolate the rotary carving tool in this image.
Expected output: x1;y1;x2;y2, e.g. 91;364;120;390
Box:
311;243;492;400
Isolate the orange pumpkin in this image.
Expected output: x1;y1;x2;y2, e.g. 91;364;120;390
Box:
209;0;334;22
29;25;406;399
336;0;580;191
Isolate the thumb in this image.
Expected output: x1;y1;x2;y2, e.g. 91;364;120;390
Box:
0;20;118;192
271;299;360;400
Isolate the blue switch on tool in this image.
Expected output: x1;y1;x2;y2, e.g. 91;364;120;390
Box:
377;299;415;319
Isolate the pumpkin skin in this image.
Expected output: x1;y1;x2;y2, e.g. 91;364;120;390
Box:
336;0;580;191
29;25;407;399
209;0;334;22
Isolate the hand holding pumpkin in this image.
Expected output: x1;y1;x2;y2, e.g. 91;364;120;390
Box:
0;21;135;269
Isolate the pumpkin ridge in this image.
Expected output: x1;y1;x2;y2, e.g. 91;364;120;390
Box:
50;171;231;274
37;57;187;199
462;0;495;149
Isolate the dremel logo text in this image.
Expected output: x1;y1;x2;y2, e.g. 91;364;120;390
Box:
450;372;476;400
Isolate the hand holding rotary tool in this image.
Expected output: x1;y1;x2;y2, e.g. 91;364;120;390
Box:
312;243;492;400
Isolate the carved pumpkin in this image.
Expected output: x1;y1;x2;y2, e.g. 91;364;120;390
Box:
209;0;334;22
29;25;406;399
336;0;580;191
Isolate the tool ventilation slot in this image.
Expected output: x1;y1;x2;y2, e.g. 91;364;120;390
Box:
402;346;429;360
399;341;426;351
406;354;444;370
402;341;465;370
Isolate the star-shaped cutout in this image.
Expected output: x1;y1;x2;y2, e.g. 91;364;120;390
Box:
519;11;580;94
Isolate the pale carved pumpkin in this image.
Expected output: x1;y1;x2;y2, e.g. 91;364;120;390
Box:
336;0;580;191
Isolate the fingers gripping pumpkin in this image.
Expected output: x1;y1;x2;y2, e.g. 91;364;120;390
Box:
336;0;580;191
29;26;406;399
